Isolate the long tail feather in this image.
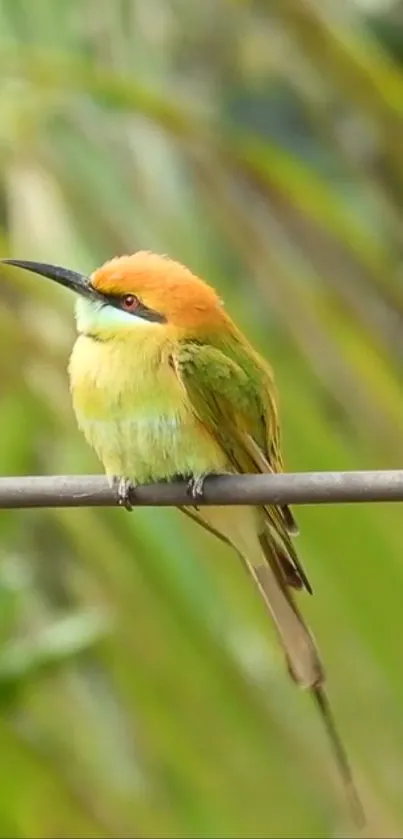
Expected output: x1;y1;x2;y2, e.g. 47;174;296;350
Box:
195;505;364;825
250;559;323;686
250;556;365;827
313;686;365;828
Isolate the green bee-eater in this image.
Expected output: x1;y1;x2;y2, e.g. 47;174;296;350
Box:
3;252;363;823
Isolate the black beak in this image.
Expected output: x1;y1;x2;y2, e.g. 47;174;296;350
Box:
1;259;99;300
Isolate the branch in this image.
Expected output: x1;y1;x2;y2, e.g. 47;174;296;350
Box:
1;471;403;509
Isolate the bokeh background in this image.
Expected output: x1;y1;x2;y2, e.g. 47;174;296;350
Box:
2;0;403;836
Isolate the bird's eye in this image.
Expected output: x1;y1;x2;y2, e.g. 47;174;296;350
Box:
121;294;139;312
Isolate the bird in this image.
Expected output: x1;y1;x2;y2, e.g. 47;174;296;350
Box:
2;252;364;824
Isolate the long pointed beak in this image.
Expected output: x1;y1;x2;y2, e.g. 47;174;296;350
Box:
1;258;98;300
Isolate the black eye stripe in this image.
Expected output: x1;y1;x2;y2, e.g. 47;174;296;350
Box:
101;292;167;323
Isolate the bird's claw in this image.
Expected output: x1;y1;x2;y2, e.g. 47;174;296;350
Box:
187;475;207;506
114;476;135;512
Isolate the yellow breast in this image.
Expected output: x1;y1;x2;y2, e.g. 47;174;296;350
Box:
68;332;227;481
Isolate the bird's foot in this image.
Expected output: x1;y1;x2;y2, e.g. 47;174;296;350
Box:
186;474;208;506
113;476;135;512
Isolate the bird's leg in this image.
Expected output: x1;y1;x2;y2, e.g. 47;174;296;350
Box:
113;476;135;512
187;473;208;506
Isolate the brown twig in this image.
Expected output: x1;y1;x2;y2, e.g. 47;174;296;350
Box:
1;470;403;509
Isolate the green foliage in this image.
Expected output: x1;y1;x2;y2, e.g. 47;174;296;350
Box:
1;0;403;835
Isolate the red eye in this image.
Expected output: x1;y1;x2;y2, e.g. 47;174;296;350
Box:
121;294;139;312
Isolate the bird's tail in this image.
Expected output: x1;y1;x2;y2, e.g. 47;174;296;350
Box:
243;541;322;686
248;533;365;828
312;684;365;828
194;504;364;825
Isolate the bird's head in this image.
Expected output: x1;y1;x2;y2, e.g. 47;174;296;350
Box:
2;252;227;339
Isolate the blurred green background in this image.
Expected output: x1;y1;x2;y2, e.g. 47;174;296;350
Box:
2;0;403;836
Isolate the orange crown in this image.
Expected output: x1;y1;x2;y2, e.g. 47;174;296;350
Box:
91;251;227;330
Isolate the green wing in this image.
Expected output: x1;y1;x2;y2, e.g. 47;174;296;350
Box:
176;340;311;594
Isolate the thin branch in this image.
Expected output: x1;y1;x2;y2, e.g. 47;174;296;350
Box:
1;471;403;509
